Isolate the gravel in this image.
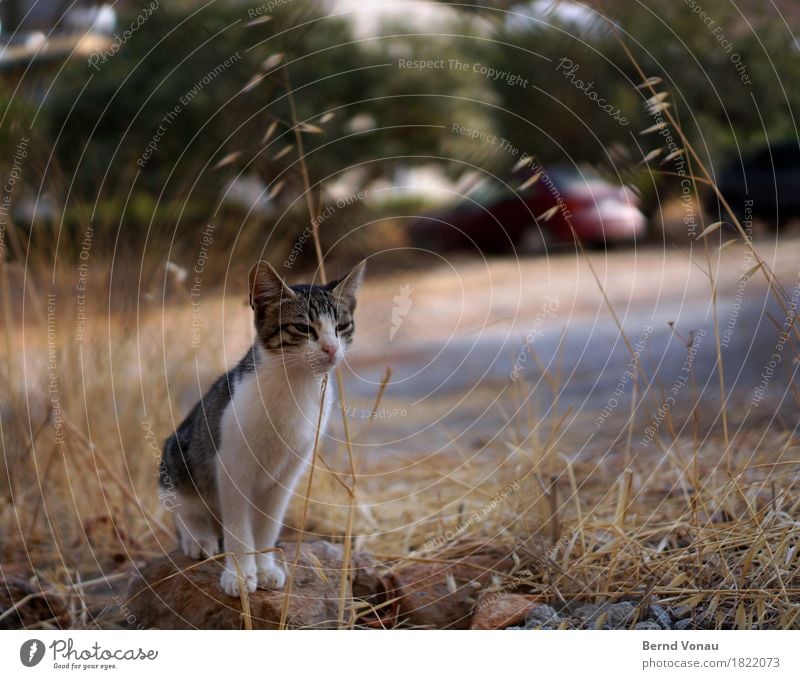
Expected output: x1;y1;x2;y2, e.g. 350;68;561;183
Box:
634;621;663;630
649;604;673;630
507;604;564;630
524;604;561;628
605;602;637;628
506;599;679;630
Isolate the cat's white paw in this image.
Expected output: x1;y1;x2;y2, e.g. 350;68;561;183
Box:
220;568;257;597
180;534;219;560
256;561;286;590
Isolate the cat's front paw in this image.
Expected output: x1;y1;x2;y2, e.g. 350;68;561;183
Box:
256;561;286;590
220;567;257;597
180;533;220;560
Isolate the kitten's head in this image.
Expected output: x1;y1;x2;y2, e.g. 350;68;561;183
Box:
248;260;365;373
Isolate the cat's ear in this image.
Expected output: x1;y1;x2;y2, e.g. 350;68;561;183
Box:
328;260;366;310
249;260;296;310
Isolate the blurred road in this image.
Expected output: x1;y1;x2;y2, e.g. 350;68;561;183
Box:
337;237;799;457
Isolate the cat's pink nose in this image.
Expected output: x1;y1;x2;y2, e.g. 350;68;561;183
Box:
320;341;338;360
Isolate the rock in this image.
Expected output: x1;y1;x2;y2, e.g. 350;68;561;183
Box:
573;603;600;621
0;576;70;629
390;562;478;629
391;550;512;629
573;601;636;629
671;604;693;620
471;593;538;630
649;603;672;629
125;541;378;629
675;618;694;630
605;602;636;628
635;621;663;630
524;604;561;629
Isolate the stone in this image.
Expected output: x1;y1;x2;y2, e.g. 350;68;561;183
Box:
470;593;538;630
649;603;672;629
605;602;636;628
124;541;378;629
573;601;636;629
635;620;663;630
573;603;600;621
524;604;561;629
671;604;693;620
390;550;513;629
0;576;69;629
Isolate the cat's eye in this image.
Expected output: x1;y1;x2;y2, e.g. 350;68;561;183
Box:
293;323;317;339
336;321;353;334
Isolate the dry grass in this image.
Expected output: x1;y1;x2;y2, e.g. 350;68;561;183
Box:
1;280;798;630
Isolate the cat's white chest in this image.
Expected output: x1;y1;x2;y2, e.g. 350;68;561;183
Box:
218;365;332;482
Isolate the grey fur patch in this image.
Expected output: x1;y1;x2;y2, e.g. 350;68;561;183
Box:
159;346;259;500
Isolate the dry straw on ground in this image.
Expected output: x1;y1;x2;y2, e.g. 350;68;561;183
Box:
1;283;797;629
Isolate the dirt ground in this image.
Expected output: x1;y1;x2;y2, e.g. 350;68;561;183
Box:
335;235;799;458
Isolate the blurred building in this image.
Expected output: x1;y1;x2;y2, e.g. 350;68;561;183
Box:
0;1;114;100
0;1;116;34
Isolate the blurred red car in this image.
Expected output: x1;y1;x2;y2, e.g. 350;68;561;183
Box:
410;165;646;253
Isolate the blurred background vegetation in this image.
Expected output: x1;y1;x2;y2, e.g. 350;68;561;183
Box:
1;0;798;280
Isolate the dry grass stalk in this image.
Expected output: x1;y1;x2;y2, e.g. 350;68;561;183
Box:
283;68;359;627
279;374;329;629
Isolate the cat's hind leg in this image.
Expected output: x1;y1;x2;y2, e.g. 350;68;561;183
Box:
173;492;221;559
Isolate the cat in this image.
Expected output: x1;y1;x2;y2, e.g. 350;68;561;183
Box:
159;260;365;596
